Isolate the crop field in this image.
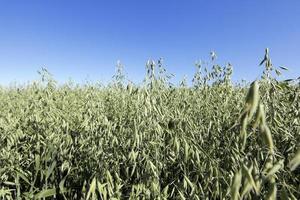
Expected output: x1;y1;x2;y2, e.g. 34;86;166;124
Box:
0;52;300;199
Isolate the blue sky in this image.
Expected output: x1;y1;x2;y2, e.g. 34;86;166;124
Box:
0;0;299;85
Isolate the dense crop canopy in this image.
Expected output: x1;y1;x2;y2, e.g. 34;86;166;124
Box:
0;53;299;199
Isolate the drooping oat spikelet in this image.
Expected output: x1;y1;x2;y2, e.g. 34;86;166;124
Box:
245;81;260;121
260;125;274;153
231;170;242;200
289;149;300;171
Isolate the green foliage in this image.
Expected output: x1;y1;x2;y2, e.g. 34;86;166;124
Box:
0;51;299;199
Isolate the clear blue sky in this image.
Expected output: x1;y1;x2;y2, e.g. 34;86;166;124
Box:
0;0;299;85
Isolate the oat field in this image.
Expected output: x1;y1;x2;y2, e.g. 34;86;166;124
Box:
0;52;300;199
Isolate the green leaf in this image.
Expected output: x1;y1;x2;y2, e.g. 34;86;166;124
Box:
279;66;289;71
86;177;97;200
46;160;57;180
35;188;56;199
